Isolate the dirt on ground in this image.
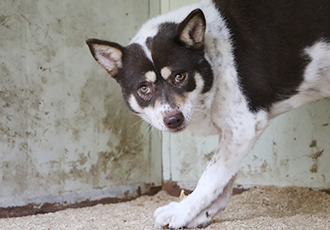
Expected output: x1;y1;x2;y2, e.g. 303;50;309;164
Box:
0;186;329;230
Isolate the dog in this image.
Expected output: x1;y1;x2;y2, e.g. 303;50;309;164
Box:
86;0;330;228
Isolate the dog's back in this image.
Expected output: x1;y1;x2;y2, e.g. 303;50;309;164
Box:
213;0;330;115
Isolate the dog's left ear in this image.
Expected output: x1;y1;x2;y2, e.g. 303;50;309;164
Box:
177;8;206;49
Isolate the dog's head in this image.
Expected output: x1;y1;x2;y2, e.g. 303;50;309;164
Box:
86;9;213;133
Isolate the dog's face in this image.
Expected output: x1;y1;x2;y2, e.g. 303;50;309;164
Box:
86;9;213;133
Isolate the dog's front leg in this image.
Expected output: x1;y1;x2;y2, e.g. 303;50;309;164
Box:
185;174;236;228
154;113;268;229
153;144;247;229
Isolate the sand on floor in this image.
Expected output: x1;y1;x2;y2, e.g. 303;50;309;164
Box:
0;186;329;230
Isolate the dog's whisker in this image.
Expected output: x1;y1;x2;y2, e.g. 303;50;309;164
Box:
130;119;145;128
143;123;154;136
187;126;194;134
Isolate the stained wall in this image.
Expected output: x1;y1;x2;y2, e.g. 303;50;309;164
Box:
0;0;161;208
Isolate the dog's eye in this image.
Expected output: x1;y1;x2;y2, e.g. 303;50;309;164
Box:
174;73;186;84
139;85;151;94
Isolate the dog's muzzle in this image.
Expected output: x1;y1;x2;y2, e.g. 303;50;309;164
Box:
163;112;185;130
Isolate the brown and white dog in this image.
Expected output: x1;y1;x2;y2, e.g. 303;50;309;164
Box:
86;0;330;228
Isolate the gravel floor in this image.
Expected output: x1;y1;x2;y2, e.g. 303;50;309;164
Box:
0;186;329;230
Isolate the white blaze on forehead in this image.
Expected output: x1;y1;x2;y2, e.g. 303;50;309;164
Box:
145;71;157;83
161;67;172;80
130;20;158;62
128;1;204;65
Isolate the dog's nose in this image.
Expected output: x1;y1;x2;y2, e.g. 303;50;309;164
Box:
164;112;184;129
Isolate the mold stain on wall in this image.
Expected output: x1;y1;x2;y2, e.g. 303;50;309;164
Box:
71;75;151;187
308;139;324;174
0;0;156;207
236;99;330;188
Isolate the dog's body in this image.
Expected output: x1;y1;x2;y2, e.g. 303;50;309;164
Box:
87;0;330;228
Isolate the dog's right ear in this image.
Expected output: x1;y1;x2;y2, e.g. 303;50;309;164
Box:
86;39;124;78
177;8;206;49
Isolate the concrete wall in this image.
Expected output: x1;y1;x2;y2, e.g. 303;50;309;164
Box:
0;0;161;208
161;0;330;190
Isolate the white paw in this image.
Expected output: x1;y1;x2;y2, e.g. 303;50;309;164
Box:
153;201;190;229
185;210;212;229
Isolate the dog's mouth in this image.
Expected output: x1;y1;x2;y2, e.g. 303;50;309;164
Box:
167;124;187;133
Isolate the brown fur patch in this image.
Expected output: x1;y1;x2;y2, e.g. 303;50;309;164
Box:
173;94;187;106
161;67;172;80
145;71;156;83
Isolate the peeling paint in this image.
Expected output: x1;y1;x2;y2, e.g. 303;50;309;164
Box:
309;140;317;148
310;164;318;173
261;160;268;173
310;150;324;160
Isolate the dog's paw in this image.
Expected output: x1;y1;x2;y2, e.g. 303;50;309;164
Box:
154;202;212;229
153;201;190;229
185;210;212;229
